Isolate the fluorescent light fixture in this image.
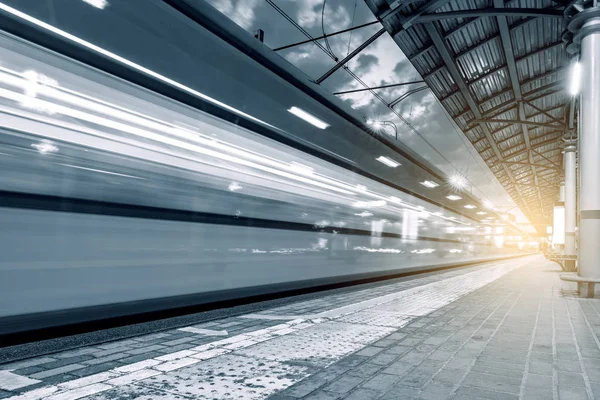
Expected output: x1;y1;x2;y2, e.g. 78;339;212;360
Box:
449;174;468;190
354;212;373;217
228;182;242;191
477;211;487;215
446;195;462;201
82;0;108;8
464;204;476;209
376;156;400;168
288;107;329;129
420;180;439;188
570;62;581;96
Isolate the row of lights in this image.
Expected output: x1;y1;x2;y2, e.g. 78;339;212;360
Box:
287;107;497;217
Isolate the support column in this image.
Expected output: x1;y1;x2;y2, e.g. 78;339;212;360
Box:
575;15;600;280
564;141;577;272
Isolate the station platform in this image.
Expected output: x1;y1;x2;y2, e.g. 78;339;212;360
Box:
1;255;599;400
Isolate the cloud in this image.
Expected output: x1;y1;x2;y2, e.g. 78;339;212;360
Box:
207;0;262;30
355;54;379;74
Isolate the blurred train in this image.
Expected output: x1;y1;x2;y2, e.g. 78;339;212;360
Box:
0;0;532;337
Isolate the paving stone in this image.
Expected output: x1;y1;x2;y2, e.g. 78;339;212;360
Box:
454;385;519;400
0;357;56;370
345;363;382;378
558;385;589;400
524;373;553;389
125;344;166;355
355;347;383;357
283;376;327;398
417;381;455;400
30;364;85;379
558;371;586;387
522;387;554;400
323;375;365;394
83;353;129;365
70;362;124;378
344;388;380;400
118;351;164;365
302;390;341;400
361;372;399;392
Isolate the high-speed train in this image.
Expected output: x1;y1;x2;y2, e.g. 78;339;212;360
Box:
0;0;531;339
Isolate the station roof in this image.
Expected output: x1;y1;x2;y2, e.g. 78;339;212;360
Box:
362;0;573;231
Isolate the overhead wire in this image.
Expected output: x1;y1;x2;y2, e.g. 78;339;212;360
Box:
265;0;490;202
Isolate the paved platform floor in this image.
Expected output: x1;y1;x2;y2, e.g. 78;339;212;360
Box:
1;255;599;399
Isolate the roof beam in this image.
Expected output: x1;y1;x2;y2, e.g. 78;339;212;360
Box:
474;118;564;129
521;99;566;127
387;0;453;33
415;8;564;24
423;21;532;217
499;161;560;172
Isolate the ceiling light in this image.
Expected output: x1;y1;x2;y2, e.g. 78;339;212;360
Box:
477;211;487;215
464;204;476;209
420;180;439;188
82;0;108;8
355;212;373;217
570;62;581;96
288;107;329;129
449;174;468;190
228;182;242;191
376;156;400;168
446;195;462;201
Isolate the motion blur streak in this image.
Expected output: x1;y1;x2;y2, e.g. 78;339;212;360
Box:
0;13;532;335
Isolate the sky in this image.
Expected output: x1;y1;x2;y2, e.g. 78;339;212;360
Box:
205;0;530;225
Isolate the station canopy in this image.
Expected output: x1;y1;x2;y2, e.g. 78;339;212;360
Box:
363;0;573;232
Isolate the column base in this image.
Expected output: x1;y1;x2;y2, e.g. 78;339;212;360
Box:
578;281;596;298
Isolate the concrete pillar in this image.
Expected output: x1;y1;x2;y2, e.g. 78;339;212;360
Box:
577;16;600;279
564;141;577;271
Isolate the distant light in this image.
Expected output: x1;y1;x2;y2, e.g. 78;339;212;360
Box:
228;182;242;192
446;195;462;201
449;174;468;190
432;212;443;216
464;204;476;209
82;0;108;9
288;107;329;129
476;211;487;215
354;212;373;217
570;62;581;96
376;156;400;168
420;180;439;188
31;140;58;154
483;200;495;210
